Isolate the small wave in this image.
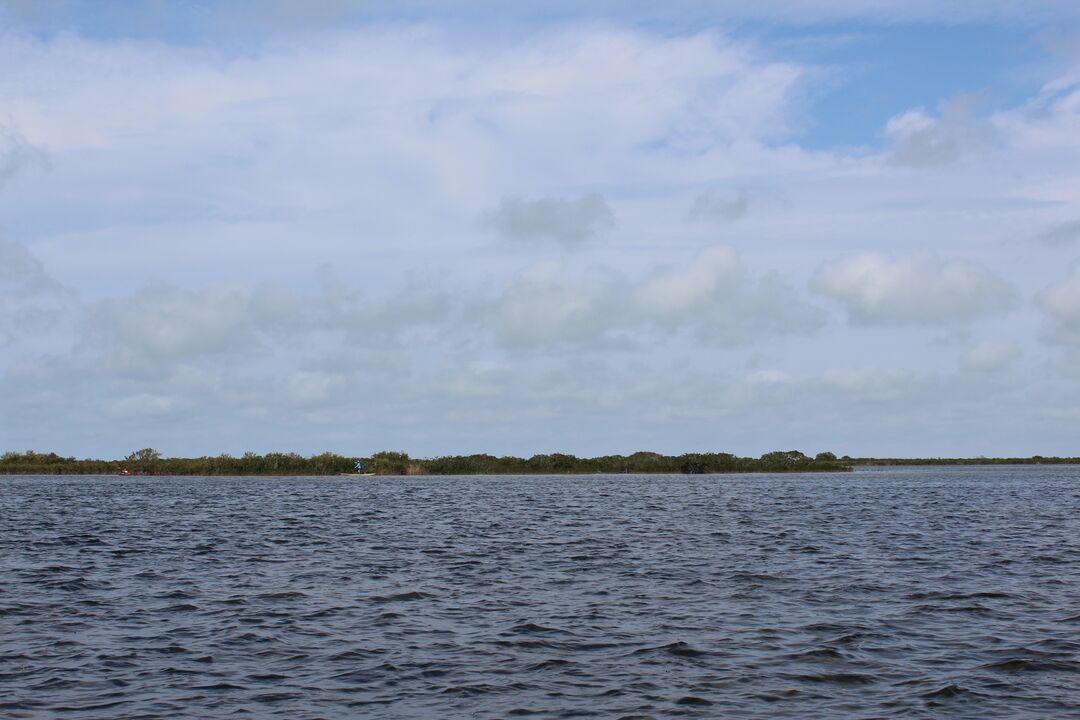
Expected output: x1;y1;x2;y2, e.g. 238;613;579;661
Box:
29;676;82;690
921;683;979;699
801;622;854;634
156;589;198;599
906;590;1011;601
40;564;77;573
153;645;193;655
634;641;707;658
46;578;107;591
332;663;400;683
492;639;561;650
527;658;578;671
246;672;289;681
782;672;879;685
256;591;307;600
982;658;1080;673
252;692;304;702
728;570;790;584
50;700;128;712
441;685;496;695
372;591;428;602
676;695;713;705
907;602;994;615
330;649;385;661
788;647;844;661
0;700;46;713
510;622;566;634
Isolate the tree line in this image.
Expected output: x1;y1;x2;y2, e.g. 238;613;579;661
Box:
7;449;1077;476
0;449;852;475
844;456;1080;466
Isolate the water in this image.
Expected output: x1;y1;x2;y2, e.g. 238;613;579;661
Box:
2;466;1079;719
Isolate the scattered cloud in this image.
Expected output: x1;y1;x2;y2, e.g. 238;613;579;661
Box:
0;234;73;349
484;261;627;348
483;193;615;246
1036;219;1080;247
1038;264;1080;345
959;340;1020;372
811;253;1015;326
885;95;993;168
821;367;918;402
637;246;742;318
89;285;263;373
0;233;52;290
686;187;749;223
0;126;47;187
2;14;1080;456
485;246;824;348
638;247;826;343
106;392;182;420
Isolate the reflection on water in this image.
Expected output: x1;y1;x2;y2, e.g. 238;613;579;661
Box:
2;467;1079;718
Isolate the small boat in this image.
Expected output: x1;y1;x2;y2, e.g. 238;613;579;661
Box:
338;472;376;476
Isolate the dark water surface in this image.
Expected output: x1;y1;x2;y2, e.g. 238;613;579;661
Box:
2;467;1079;718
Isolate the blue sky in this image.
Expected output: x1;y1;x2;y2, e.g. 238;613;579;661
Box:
3;1;1080;459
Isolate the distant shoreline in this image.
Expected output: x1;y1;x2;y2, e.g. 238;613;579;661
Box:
3;449;1079;476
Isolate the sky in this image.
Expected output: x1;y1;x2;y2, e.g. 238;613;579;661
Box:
3;0;1080;459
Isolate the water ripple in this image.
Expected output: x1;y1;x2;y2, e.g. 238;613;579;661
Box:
2;466;1079;717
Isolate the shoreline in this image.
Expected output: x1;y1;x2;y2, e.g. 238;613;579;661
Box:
5;449;1080;477
4;461;1080;478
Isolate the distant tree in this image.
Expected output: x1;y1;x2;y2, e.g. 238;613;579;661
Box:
125;448;162;474
126;448;161;462
371;451;410;475
759;450;809;469
679;454;706;474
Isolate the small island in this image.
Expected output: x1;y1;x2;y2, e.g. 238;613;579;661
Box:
3;449;1080;476
1;448;855;475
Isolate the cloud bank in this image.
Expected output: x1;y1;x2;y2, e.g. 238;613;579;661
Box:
1;12;1079;457
811;254;1015;326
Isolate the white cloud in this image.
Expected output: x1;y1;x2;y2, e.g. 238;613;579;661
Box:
486;247;824;348
85;276;455;376
483;193;615;246
0;126;47;186
885;95;993;168
686;187;749;223
811;253;1015;326
90;285;259;368
283;370;349;408
639;247;826;343
0;233;51;288
4;18;1080;457
1038;264;1080;345
746;369;792;384
0;234;73;350
1036;220;1080;247
107;392;182;419
959;341;1020;372
637;246;741;317
821;367;918;402
484;261;629;348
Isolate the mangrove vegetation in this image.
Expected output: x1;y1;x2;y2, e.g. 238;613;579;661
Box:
1;448;852;475
5;449;1079;477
